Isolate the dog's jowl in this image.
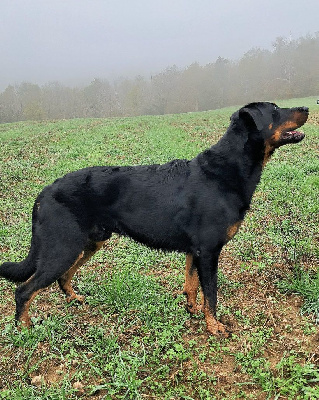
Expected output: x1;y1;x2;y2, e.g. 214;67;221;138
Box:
0;102;308;336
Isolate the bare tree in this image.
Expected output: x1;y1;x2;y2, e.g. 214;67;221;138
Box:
1;33;318;123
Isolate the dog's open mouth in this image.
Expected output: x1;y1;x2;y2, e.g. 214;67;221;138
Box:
281;129;305;144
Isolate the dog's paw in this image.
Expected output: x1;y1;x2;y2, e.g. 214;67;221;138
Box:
205;315;230;337
185;302;202;315
66;294;85;304
16;316;33;330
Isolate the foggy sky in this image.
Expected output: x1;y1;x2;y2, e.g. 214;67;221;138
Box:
1;0;318;90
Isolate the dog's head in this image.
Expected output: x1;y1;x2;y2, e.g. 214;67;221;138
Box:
235;102;308;148
230;102;309;165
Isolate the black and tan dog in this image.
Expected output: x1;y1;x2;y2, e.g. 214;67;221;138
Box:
0;102;308;335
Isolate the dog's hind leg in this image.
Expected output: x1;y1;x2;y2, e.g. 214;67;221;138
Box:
14;212;90;327
15;274;43;328
14;273;48;327
58;240;105;304
183;254;203;314
14;244;87;327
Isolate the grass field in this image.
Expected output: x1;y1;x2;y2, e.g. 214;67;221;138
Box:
0;98;318;399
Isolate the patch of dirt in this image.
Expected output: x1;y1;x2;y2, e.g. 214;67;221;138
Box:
0;247;318;398
176;249;318;397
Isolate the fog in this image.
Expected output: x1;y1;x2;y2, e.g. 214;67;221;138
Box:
1;0;318;90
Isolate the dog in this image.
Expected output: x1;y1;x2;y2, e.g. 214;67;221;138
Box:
0;102;308;335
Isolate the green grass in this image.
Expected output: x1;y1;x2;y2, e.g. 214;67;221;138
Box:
0;97;318;399
277;267;319;323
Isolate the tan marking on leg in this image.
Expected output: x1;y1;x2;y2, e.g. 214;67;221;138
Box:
59;241;105;303
199;287;204;310
183;254;201;314
60;253;85;303
19;289;42;328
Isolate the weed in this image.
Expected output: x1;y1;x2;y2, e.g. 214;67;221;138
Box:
235;333;319;399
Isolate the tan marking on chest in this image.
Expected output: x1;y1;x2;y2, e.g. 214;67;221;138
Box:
226;220;242;241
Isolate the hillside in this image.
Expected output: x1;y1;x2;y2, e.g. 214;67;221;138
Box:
0;98;318;399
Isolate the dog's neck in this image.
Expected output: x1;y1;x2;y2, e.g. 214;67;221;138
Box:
196;128;266;207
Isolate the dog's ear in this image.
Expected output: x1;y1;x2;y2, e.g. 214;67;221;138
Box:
239;107;264;131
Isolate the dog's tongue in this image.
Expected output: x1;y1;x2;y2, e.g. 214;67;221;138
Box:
282;130;305;142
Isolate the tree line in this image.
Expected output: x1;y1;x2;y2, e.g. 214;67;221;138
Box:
1;33;318;123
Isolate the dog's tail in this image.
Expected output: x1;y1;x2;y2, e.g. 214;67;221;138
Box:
0;235;37;282
0;257;36;283
0;201;39;283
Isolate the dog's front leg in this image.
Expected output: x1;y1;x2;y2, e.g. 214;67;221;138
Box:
195;250;228;337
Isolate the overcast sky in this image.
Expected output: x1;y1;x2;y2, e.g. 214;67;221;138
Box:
1;0;318;90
